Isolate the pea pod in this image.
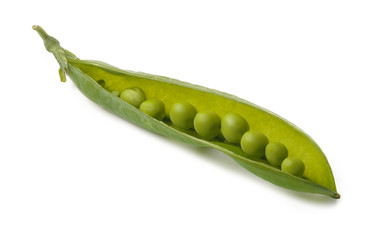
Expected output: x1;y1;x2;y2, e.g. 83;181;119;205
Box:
33;26;339;199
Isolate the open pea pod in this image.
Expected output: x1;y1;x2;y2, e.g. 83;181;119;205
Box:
33;25;339;199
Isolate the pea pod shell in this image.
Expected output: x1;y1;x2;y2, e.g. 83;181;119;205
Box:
34;26;339;199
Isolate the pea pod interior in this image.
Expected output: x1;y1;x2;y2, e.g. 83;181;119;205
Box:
34;25;339;199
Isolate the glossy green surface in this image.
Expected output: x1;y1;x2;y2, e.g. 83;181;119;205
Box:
281;157;305;177
34;25;340;198
194;111;221;140
266;142;288;167
139;99;165;121
221;113;249;144
240;131;269;158
120;87;146;108
169;101;197;129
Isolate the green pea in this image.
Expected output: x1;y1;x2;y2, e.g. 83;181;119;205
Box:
170;101;197;129
240;131;269;157
139;99;165;121
265;142;288;167
193;111;221;140
120;87;146;108
221;113;249;144
96;79;105;87
281;157;305;177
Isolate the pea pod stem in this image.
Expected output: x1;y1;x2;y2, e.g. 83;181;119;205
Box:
34;26;340;199
33;25;76;75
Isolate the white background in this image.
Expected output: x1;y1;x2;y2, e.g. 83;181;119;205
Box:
1;0;383;239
